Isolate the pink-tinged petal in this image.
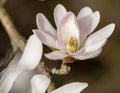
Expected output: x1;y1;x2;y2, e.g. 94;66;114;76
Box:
33;29;60;49
36;13;57;38
45;51;68;60
85;23;115;48
84;39;107;54
88;11;100;34
74;23;115;57
74;48;102;60
58;12;80;48
75;39;106;57
54;4;67;28
77;7;93;19
77;11;100;43
78;11;100;35
50;82;88;93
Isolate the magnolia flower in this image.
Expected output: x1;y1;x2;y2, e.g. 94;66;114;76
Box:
24;74;88;93
0;34;43;93
33;4;115;61
23;74;50;93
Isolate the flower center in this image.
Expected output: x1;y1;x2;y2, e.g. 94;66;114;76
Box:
65;37;78;53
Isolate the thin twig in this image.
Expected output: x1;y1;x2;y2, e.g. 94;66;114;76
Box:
0;4;26;71
0;5;26;52
0;0;7;6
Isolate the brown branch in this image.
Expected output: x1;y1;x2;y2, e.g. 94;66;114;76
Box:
0;5;26;52
0;4;26;71
0;0;7;6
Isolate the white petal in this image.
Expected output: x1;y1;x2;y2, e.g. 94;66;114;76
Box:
89;11;100;34
85;23;115;50
75;39;106;57
58;12;80;46
77;7;93;19
77;11;100;43
30;74;50;93
84;40;106;53
33;29;60;49
45;51;68;60
50;82;88;93
74;23;115;58
18;34;43;70
0;34;43;93
54;4;67;28
74;48;102;60
36;13;56;38
0;65;23;93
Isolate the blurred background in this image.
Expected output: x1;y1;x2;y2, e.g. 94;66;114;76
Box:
0;0;120;93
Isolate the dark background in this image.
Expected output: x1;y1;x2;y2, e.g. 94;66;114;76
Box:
0;0;120;93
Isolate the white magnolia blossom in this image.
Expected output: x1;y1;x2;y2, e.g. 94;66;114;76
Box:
0;34;43;93
24;74;88;93
33;4;115;60
23;74;50;93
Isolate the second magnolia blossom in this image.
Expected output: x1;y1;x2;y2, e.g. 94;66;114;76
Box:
0;35;43;93
24;74;88;93
34;4;115;60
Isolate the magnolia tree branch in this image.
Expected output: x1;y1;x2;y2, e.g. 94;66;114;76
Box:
0;0;7;6
0;5;26;52
0;4;26;71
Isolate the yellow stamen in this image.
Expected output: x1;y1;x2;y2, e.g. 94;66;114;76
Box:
65;37;78;53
